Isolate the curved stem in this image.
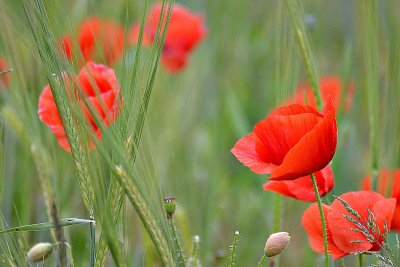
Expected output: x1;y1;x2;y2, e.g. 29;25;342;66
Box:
257;254;268;267
311;173;329;267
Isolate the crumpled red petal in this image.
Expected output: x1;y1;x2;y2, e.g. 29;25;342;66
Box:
230;132;273;174
362;170;400;231
302;203;346;259
269;100;337;180
263;165;334;201
328;191;395;254
255;112;322;165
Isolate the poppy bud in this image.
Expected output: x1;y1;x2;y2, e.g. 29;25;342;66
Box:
163;197;177;218
264;232;290;257
27;242;53;263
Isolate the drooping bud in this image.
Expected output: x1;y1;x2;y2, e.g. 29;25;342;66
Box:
27;242;53;263
163;197;177;218
264;232;290;257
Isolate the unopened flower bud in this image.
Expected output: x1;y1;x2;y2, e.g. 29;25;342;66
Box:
264;232;290;257
163;197;177;218
27;242;53;263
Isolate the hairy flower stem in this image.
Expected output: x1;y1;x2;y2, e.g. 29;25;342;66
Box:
189;235;200;266
257;254;268;267
311;173;329;267
228;231;240;267
168;216;186;266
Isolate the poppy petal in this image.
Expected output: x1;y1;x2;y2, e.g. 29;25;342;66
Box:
263;165;334;201
231;132;273;174
269;101;337;180
328;191;395;254
254;112;322;165
302;203;346;259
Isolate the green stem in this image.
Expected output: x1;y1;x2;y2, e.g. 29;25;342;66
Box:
89;217;95;267
168;217;186;267
311;173;329;267
339;258;345;267
257;254;268;267
363;0;379;191
273;195;283;232
228;231;240;267
189;235;200;266
272;195;283;267
358;254;365;267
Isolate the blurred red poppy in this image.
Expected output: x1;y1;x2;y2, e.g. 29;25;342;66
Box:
362;169;400;231
263;165;334;201
0;57;10;88
59;17;124;66
129;3;207;72
231;100;337;181
38;61;120;152
291;76;355;112
302;191;396;259
58;34;74;60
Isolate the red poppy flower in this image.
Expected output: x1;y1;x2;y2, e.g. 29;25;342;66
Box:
291;76;355;112
60;17;124;66
263;165;334;201
129;3;207;72
231;100;337;181
38;61;120;152
362;170;400;231
58;34;74;60
302;191;396;259
0;57;10;88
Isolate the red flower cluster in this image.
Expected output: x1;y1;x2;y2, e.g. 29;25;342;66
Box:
362;169;400;231
231;100;337;181
263;165;334;202
129;3;207;72
302;191;395;259
38;62;120;152
60;17;125;66
291;76;355;112
0;57;10;88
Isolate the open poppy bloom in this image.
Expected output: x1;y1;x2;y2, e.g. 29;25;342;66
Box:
362;169;400;231
231;100;337;181
302;191;396;259
0;57;10;88
38;61;120;152
263;165;334;201
59;17;124;66
291;76;355;112
129;3;207;72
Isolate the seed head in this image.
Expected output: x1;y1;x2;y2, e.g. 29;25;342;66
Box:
163;197;177;218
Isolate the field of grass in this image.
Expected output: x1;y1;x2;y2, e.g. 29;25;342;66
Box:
1;0;400;266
